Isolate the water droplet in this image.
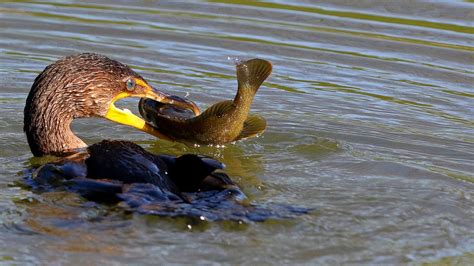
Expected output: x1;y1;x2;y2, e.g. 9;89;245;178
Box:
227;56;241;65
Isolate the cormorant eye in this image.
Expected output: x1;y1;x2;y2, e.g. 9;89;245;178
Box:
126;79;136;91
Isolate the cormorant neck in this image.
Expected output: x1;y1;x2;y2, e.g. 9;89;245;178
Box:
24;97;87;157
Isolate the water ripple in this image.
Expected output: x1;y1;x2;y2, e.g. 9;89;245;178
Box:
1;0;473;264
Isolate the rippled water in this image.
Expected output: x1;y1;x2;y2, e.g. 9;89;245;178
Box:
1;0;473;264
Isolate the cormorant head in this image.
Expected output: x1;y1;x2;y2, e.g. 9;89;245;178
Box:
24;53;200;155
62;53;200;137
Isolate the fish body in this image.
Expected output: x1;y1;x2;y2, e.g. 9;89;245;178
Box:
139;58;272;145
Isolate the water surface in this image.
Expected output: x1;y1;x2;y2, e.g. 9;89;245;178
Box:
1;0;473;264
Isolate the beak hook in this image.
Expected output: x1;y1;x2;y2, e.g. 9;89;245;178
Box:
149;87;201;116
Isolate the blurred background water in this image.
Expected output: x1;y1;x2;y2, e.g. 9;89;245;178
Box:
0;0;473;264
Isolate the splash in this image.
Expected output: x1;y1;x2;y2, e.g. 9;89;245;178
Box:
227;56;242;66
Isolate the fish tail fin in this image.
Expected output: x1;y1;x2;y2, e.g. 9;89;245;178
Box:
236;58;272;92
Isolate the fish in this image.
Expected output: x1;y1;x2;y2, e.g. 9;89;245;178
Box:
139;58;272;145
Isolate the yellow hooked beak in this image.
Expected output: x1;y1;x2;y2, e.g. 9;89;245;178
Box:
104;79;200;140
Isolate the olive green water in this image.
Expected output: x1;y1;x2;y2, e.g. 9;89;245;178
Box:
1;0;473;264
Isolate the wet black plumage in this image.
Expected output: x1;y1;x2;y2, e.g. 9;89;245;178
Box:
85;140;226;195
